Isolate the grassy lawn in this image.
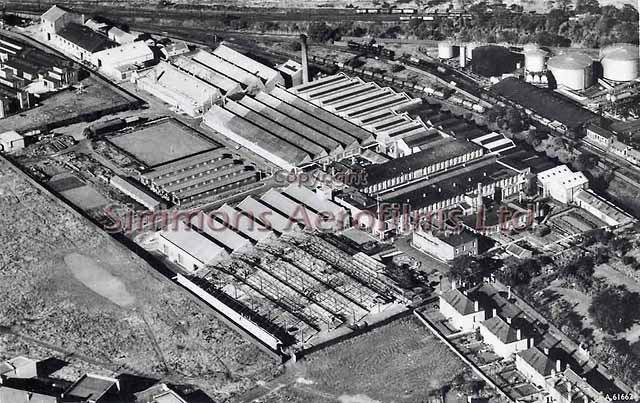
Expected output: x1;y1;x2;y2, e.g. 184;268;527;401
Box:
261;316;468;403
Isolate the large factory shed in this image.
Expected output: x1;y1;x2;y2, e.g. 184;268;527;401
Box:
356;138;483;194
140;148;258;205
158;220;228;272
171;55;243;96
203;87;375;170
492;78;599;129
289;73;422;126
137;61;221;117
184;231;404;350
381;158;525;216
211;44;284;90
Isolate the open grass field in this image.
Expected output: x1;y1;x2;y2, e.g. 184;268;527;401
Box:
255;316;468;403
0;75;137;134
109;119;218;167
0;156;279;402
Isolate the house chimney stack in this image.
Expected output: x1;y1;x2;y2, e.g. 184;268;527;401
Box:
506;317;512;324
517;328;522;340
544;347;550;355
492;308;497;317
556;359;562;372
507;285;512;300
474;300;479;312
300;34;309;84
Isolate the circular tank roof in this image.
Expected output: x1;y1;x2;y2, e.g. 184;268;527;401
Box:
523;43;540;51
524;48;549;57
600;43;639;61
547;53;592;70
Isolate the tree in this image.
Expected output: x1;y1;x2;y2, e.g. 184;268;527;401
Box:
308;22;336;43
589;285;640;333
575;0;600;14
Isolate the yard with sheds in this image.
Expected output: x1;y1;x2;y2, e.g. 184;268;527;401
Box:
0;75;139;135
0;157;280;402
255;316;473;403
108;119;219;167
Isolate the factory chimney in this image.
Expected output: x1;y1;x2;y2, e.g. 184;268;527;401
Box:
459;45;467;68
300;34;309;84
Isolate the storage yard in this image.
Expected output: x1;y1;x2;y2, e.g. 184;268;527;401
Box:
0;75;140;134
0;156;280;401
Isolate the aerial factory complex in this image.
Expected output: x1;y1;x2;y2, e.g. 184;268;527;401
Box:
0;1;639;403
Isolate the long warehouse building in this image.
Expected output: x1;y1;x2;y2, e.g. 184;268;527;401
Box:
140;148;258;205
203;86;375;170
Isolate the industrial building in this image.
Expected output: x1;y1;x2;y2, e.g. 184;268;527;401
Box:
599;43;639;82
41;6;116;62
289;74;422;126
92;41;154;81
0;130;24;152
537;165;588;204
171;54;244;97
492;77;599;129
140;147;258;205
277;59;304;88
547;53;593;90
159;219;229;272
137;61;222;117
377;158;526;236
354;138;483;195
174;230;405;352
412;228;478;261
109;175;163;210
287;73;435;154
0;34;77;116
203;86;375;170
210;44;284;90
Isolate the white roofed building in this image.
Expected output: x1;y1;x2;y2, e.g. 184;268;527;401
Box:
92;41;154;81
212;44;284;90
0;130;24;152
107;26;136;44
137;61;221;117
158;220;227;272
537;165;588;204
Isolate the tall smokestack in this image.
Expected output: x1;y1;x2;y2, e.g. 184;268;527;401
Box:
300;34;309;84
459;45;466;68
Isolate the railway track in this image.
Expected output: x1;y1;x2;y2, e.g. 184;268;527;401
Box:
4;2;409;22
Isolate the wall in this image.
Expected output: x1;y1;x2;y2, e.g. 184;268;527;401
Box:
158;237;203;272
176;274;283;352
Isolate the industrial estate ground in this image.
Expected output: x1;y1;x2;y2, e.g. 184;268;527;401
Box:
0;1;640;403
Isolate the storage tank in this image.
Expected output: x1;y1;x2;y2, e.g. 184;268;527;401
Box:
471;45;516;77
547;53;593;90
524;48;548;73
466;43;478;60
438;41;455;59
600;43;639;82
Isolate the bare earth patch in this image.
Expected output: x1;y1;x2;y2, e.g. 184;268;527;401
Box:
65;253;135;307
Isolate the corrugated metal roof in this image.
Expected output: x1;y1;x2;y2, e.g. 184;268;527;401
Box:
160;220;225;264
212;44;279;84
